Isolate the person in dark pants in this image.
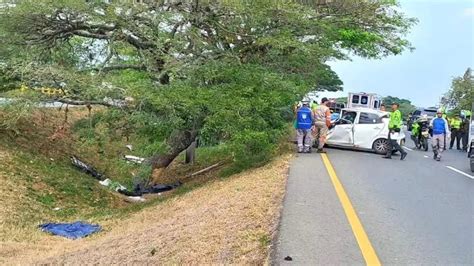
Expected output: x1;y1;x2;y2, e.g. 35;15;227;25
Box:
383;103;408;160
449;115;462;150
461;115;471;152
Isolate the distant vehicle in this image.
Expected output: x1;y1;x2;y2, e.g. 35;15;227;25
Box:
347;92;383;110
328;101;345;113
326;107;405;154
327;100;345;122
407;107;438;131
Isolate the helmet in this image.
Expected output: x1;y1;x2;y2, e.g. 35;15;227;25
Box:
419;114;428;122
437;109;443;114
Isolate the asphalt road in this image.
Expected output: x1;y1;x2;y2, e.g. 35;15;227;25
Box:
274;138;473;265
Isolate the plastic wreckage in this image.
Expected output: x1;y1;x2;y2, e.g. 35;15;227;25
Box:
70;156;181;201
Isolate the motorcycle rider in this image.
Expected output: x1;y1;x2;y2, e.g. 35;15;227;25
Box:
383;103;408;160
296;101;313;153
410;115;429;148
430;110;450;161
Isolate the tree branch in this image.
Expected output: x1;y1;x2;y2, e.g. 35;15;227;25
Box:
55;98;114;107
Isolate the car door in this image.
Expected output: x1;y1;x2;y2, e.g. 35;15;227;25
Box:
353;112;385;149
327;110;356;146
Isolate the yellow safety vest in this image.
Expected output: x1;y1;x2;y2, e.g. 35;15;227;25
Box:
450;118;462;129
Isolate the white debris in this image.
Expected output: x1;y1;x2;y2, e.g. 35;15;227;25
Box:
125;144;133;151
127;196;146;202
124;155;146;164
99;178;111;186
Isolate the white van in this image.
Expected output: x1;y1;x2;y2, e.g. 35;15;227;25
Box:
347;92;383;110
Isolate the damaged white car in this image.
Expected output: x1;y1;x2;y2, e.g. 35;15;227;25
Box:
326;108;405;154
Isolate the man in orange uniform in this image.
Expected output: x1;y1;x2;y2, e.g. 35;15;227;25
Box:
313;98;332;153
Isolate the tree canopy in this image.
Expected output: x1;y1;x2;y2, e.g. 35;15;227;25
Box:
441;68;474;114
0;0;416;176
383;96;416;118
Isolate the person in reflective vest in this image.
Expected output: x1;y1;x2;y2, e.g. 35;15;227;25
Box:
430;110;450;161
449;115;462;150
296;101;313;153
460;114;471;152
383;103;407;160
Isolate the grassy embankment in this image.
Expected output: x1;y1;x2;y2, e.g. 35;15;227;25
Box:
0;107;291;264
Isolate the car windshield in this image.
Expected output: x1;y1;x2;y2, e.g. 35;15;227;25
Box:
341;111;357;123
422;110;437;117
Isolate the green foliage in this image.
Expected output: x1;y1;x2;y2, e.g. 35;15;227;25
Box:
224;130;275;176
441;68;474;114
335;97;348;104
383;96;416;118
0;0;417;173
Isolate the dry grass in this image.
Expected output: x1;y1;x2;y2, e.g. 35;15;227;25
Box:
4;155;290;265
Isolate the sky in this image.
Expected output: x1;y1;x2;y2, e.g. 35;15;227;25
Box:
324;0;474;108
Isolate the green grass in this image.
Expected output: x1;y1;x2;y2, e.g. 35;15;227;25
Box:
0;107;289;243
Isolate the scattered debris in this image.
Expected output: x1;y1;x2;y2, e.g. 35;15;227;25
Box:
125;196;146;203
118;182;182;197
39;221;101;239
99;178;127;192
125;144;133;151
186;162;221;178
150;248;157;256
284;256;293;261
71;156;105;181
53;207;61;211
124;155;146;164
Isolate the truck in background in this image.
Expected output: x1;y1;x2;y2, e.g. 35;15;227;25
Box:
347;92;383;110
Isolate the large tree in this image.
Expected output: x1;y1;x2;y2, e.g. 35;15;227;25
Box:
0;0;416;179
441;68;474;113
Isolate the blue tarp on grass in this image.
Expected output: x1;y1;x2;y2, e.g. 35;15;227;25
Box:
40;221;101;239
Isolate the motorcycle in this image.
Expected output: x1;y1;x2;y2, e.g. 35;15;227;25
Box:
411;119;430;151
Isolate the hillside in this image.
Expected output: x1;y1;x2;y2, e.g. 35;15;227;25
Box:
0;107;290;264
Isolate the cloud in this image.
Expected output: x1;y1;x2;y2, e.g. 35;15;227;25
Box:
463;7;474;16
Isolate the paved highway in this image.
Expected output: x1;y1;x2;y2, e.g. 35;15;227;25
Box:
274;139;473;265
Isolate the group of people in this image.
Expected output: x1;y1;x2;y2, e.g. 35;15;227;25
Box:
446;114;471;151
294;98;332;153
294;98;471;162
410;110;471;161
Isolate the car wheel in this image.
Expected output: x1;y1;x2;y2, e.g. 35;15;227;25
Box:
373;138;390;154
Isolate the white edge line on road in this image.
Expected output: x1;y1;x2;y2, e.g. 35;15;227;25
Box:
446;166;474;180
403;147;414;151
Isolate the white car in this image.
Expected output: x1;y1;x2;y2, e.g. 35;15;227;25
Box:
326;108;405;154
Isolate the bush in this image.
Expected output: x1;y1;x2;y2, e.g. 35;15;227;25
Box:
224;130;275;176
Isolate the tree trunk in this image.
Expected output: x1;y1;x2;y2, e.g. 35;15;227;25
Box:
185;140;197;164
149;129;198;183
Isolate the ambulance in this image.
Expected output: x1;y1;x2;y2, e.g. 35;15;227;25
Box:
347;92;383;110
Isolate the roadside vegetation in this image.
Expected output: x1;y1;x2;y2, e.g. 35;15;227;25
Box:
0;0;416;263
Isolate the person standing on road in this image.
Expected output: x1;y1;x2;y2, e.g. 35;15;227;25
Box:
430;110;450;161
383;103;408;160
460;115;471;152
449;115;462;150
380;104;386;112
313;97;332;153
310;100;319;111
296;101;313;153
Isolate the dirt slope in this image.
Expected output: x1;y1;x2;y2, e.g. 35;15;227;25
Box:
5;155;290;265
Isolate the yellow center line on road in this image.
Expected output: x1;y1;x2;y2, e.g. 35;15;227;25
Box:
320;153;381;266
